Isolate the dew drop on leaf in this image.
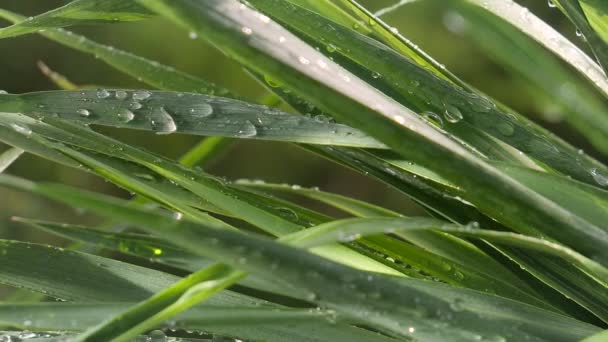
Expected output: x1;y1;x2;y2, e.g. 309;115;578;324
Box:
151;107;177;135
115;90;128;100
132;90;151;101
590;168;608;186
148;330;167;342
97;89;111;99
237;120;257;137
443;104;463;123
117;109;135;123
189;103;214;117
77;108;90;117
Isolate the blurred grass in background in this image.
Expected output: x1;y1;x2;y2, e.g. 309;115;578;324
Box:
0;0;599;247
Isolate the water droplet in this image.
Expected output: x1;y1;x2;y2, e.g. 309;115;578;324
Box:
132;90;151;101
10;123;32;136
242;26;253;35
151;107;177;135
372;71;381;79
97;89;111;99
276;207;298;221
421;111;444;127
548;0;556;8
173;212;183;220
237;120;257;137
148;330;167;342
590;168;608;186
188;31;198;39
114;90;128;100
77;108;90;117
0;90;8;95
117;109;135;123
408;327;416;334
444;104;463;123
129;101;143;110
189;103;214;117
326;44;337;53
454;270;465;280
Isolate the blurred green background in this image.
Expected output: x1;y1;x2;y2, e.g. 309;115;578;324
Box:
0;1;601;254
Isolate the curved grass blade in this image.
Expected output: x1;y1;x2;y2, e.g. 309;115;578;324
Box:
0;0;152;39
463;0;608;100
75;264;242;342
0;90;385;149
5;177;600;341
4;113;402;276
582;328;608;342
0;147;23;173
0;305;397;342
0;303;336;332
0;238;183;302
16;218;213;271
335;0;468;88
580;0;608;44
554;0;608;74
247;0;608;186
137;0;608;264
0;124;79;168
283;216;608;284
0;9;230;97
447;0;608;155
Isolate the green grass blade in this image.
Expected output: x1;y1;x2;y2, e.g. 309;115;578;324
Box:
3;177;599;340
136;0;608;264
555;0;608;74
248;0;608;186
75;263;241;342
335;0;468;88
0;147;23;173
0;90;384;148
0;238;182;302
17;219;212;272
0;303;326;331
0;124;80;168
580;0;608;45
0;0;152;39
463;0;608;100
0;9;231;97
448;0;608;155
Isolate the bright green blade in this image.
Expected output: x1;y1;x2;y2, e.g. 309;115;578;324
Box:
462;0;608;100
283;216;608;285
0;90;384;148
135;0;608;264
580;0;608;44
247;0;608;186
447;0;608;155
76;264;242;342
0;0;152;39
0;147;23;173
1;176;599;341
554;0;608;74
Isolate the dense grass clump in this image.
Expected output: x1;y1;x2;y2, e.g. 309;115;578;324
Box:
0;0;608;341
